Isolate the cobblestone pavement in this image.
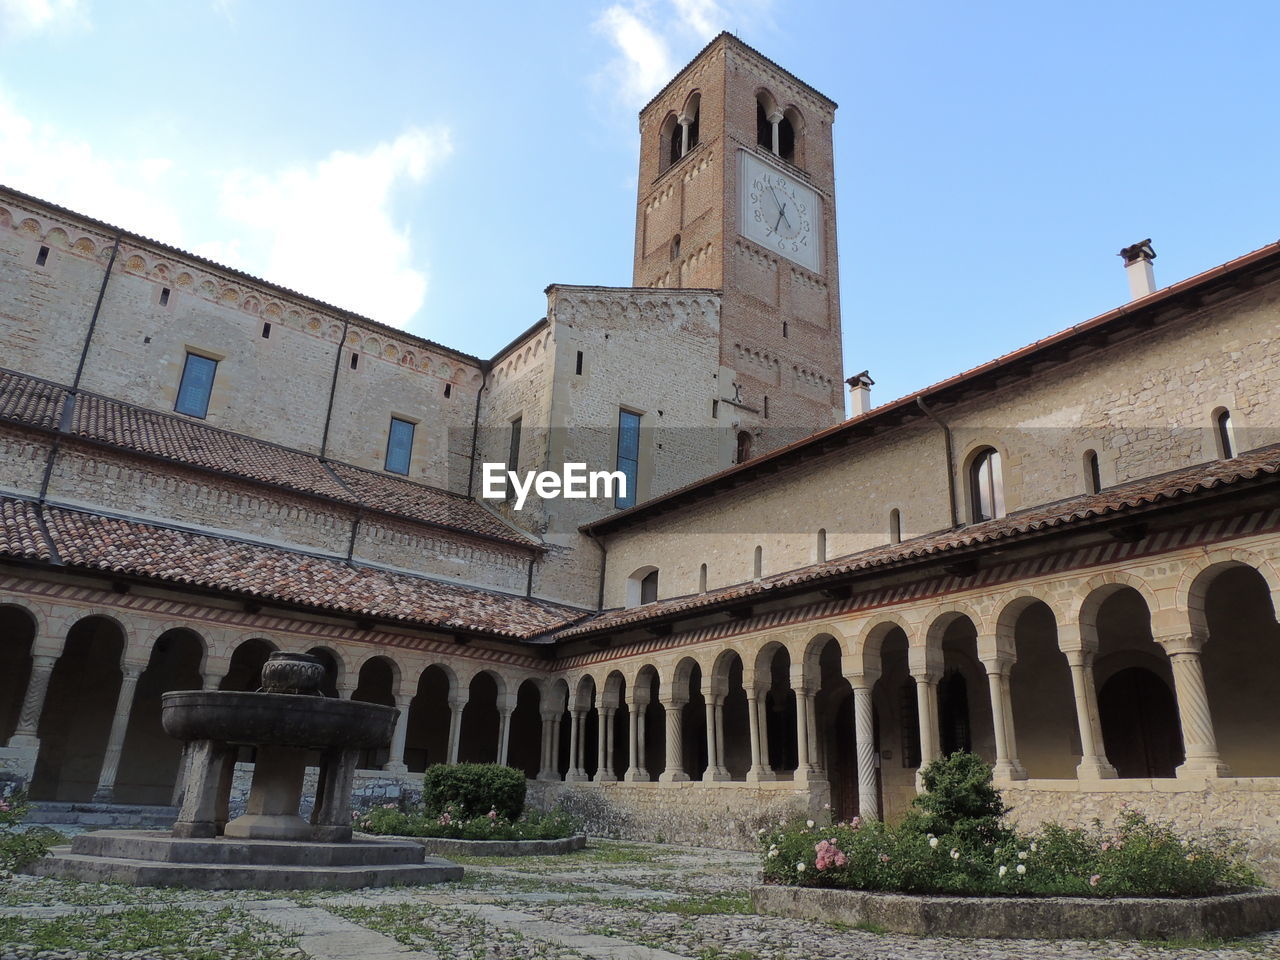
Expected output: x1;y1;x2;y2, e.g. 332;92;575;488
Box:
3;841;1279;959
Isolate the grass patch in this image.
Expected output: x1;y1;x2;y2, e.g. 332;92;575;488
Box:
0;905;299;959
645;892;752;916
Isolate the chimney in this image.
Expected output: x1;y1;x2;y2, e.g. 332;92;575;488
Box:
846;370;874;417
1118;239;1157;300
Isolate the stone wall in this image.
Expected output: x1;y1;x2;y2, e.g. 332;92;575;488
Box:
526;778;826;850
1003;779;1280;884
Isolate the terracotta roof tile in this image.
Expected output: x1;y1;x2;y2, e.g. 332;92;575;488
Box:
28;503;582;639
556;444;1280;639
0;499;52;560
0;370;66;429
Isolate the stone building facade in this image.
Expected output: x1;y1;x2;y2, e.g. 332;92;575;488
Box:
1;33;1279;877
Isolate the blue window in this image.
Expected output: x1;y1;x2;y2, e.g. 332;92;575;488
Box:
616;409;641;509
385;417;415;475
175;353;217;418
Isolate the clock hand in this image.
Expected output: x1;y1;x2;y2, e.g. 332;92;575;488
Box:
777;202;791;229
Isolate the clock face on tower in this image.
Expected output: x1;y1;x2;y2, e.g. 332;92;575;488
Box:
738;150;822;273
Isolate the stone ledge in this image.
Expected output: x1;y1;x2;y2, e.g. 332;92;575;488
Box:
751;884;1280;940
390;834;588;858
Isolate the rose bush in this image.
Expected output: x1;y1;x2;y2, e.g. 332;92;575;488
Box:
760;754;1258;898
355;802;579;841
0;787;56;873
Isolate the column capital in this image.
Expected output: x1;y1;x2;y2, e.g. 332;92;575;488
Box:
843;670;880;691
979;655;1016;676
907;645;944;680
30;653;59;670
448;693;470;711
1154;634;1206;657
658;695;688;709
120;661;146;681
766;109;785;124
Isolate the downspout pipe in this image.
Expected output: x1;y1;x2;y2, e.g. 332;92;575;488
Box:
466;364;491;498
916;396;959;529
586;528;607;611
71;234;121;393
319;319;350;461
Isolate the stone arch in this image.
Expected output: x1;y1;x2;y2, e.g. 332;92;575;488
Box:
459;669;502;764
1074;571;1162;647
303;644;347;697
923;600;989;651
0;603;40;744
851;613;914;675
1177;548;1280;638
1000;595;1078;778
219;637;277;691
509;678;543;778
405;663;454;772
993;588;1064;658
354;650;403;696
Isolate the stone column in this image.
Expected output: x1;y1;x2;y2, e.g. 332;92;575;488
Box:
981;656;1027;780
702;695;726;781
911;671;940;790
536;710;559;780
566;709;589;781
595;706;615;782
768;111;783;155
172;739;235;838
446;693;468;765
851;679;880;821
7;654;59;749
92;662;144;803
746;681;774;782
385;693;413;775
624;697;649;781
1064;647;1117;780
679;117;691;155
1158;635;1230;778
658;696;688;782
792;674;818;783
171;672;226;807
497;703;514;767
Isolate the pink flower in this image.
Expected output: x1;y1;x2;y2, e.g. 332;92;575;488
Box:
488;809;498;821
814;839;847;871
879;854;890;863
1101;841;1111;851
1090;874;1101;887
849;816;862;830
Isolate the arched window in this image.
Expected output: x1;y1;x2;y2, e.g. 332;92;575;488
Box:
626;566;660;607
660;113;680;171
969;447;1005;522
1215;408;1235;459
778;111;796;163
670;234;681;260
698;563;708;593
661;93;700;172
1084;449;1102;494
753;545;763;580
889;508;902;544
736;430;753;463
816;528;827;562
756;90;777;151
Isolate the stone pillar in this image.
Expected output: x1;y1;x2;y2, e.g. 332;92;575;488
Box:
385;693;413;775
658;696;688;782
851;679;880;821
311;747;359;843
7;653;58;749
911;672;940;790
792;672;818;783
768;110;783;155
624;697;648;781
679;116;691;155
566;709;589;781
496;702;515;767
746;681;774;782
1063;647;1117;780
171;672;226;807
92;662;144;803
595;706;615;782
446;693;468;765
537;710;559;780
981;656;1027;780
702;695;726;781
1158;634;1230;778
172;739;235;838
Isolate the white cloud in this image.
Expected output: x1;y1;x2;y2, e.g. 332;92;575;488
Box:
0;0;86;38
0;89;186;243
593;0;773;110
214;128;452;327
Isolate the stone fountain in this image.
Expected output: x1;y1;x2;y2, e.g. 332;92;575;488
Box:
27;653;462;889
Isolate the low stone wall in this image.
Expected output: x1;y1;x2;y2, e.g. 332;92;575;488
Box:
395;834;587;858
752;885;1280;940
526;778;828;849
1002;778;1280;884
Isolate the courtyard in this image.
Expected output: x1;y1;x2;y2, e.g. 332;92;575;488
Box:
3;840;1279;960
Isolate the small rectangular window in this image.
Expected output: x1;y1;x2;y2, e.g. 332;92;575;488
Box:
711;399;719;418
175;353;218;418
35;245;49;266
261;322;271;339
350;353;359;370
508;417;522;472
575;351;584;375
385;417;415;475
159;287;171;306
782;321;789;338
443;383;452;398
616;409;641;509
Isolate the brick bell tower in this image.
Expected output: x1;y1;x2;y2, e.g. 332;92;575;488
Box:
633;33;845;458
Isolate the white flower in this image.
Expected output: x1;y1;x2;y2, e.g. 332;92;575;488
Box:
998;865;1008;877
950;849;960;860
1016;864;1026;875
806;820;815;828
757;827;766;835
1030;842;1038;852
796;862;806;873
768;849;779;858
928;837;939;849
1018;851;1028;860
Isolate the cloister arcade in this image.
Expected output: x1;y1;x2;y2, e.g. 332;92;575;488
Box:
1;547;1278;821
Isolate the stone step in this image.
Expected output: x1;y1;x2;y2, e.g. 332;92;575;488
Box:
71;830;426;867
29;802;178;828
31;847;463;890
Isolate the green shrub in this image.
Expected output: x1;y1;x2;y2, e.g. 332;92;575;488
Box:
0;788;55;873
902;752;1010;847
355;802;579;841
421;763;525;821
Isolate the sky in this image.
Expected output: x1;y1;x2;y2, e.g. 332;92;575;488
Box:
2;0;1278;408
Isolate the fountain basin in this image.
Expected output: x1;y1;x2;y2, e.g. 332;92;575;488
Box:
161;691;396;750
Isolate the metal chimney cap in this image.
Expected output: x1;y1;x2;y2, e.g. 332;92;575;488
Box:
1119;239;1156;265
846;370;875;388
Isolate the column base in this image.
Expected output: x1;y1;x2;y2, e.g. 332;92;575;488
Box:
5;733;40;751
565;772;590;782
702;770;732;782
992;760;1028;781
792;767;822;786
746;768;776;783
623;769;650;782
593;773;617;783
658;771;690;783
1177;757;1231;779
91;786;116;803
1075;756;1118;780
383;762;409;776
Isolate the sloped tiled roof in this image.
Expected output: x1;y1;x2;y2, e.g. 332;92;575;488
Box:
555;444;1280;639
0;368;537;549
0;499;583;639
